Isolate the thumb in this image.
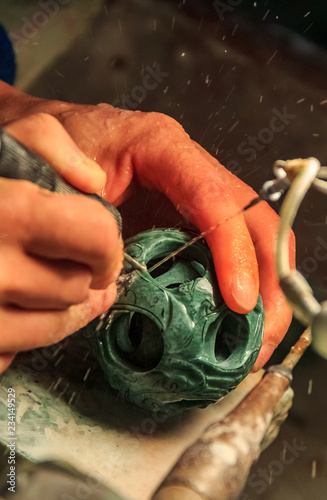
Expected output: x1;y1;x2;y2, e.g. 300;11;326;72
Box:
4;113;106;193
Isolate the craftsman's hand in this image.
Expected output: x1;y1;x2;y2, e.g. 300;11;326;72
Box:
0;82;295;371
47;103;294;371
0;113;123;373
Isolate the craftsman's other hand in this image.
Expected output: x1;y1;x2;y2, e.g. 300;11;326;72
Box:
0;113;123;373
0;83;295;370
50;103;294;371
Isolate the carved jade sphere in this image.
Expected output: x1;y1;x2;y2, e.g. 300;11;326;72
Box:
84;229;264;413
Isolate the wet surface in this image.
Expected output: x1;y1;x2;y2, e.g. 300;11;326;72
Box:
0;333;264;500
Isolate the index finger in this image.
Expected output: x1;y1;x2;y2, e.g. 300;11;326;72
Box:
131;114;259;313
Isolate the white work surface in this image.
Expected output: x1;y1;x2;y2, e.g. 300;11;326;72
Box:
0;335;263;500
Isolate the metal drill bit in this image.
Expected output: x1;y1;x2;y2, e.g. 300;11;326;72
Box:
123;252;147;272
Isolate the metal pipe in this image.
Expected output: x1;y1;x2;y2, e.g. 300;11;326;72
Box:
152;328;311;500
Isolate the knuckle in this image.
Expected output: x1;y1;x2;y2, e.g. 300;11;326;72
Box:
130;111;191;165
142;111;185;135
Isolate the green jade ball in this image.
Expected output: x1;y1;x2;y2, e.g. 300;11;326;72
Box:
84;229;264;413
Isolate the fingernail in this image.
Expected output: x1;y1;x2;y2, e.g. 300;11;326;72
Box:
67;147;107;188
231;273;258;312
80;157;107;187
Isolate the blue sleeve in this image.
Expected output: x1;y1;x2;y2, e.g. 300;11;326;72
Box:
0;24;16;85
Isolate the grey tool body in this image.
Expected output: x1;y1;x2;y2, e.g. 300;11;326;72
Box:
0;128;122;232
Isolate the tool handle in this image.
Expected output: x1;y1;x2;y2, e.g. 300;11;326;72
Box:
0;128;122;233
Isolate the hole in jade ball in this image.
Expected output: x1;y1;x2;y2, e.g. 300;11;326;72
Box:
147;252;206;286
166;282;182;289
114;313;164;372
215;314;248;363
147;256;174;278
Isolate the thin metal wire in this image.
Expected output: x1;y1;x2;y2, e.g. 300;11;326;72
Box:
147;195;261;274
